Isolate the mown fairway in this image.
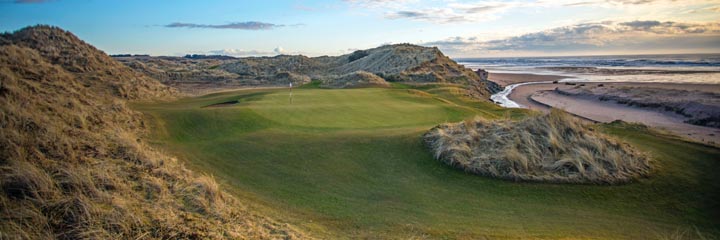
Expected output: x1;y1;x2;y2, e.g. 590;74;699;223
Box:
136;86;720;239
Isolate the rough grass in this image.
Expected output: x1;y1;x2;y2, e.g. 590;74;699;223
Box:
423;109;652;184
320;71;389;88
0;26;302;239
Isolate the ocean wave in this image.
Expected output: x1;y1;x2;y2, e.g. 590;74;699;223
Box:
457;54;720;70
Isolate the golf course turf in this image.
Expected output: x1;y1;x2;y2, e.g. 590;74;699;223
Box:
135;86;720;239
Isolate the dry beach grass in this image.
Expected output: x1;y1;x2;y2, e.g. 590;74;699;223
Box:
424;110;652;184
0;26;302;239
320;70;390;88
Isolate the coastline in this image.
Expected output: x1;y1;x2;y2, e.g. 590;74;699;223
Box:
488;73;568;87
531;89;720;145
487;73;720;146
487;73;571;108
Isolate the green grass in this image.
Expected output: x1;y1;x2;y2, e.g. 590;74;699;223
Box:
135;86;720;239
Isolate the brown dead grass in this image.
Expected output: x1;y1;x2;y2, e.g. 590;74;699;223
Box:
423;110;652;184
321;71;390;88
0;26;303;239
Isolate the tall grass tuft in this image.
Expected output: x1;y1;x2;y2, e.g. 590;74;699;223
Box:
424;109;652;184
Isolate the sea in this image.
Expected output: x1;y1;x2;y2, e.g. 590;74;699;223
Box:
455;54;720;107
456;54;720;84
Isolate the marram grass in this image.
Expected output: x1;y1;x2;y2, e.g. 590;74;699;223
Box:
424;109;652;184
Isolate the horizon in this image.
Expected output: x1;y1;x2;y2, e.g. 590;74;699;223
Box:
2;0;719;58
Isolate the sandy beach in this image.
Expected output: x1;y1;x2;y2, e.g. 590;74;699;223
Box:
532;90;720;145
488;73;720;146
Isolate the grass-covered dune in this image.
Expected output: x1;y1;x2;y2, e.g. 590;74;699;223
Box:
136;85;720;239
1;26;302;239
424;110;652;184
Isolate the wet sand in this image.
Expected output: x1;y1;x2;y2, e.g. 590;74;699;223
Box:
487;72;720;146
508;83;557;110
508;82;720;111
531;90;720;145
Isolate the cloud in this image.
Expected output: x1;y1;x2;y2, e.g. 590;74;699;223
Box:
422;20;720;56
345;0;406;2
605;0;657;4
618;20;662;29
701;5;720;12
383;2;515;23
385;9;469;23
464;5;508;14
198;46;295;57
165;21;284;30
349;0;720;23
344;0;417;8
684;5;720;13
392;11;427;18
552;0;710;6
203;49;276;57
274;46;285;55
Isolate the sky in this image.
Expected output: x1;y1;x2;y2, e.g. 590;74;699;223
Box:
1;0;720;57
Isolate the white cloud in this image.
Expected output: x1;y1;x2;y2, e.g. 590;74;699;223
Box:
344;0;418;8
703;5;720;12
203;49;276;57
196;46;294;57
347;0;720;24
542;0;717;7
422;20;720;56
274;46;286;55
165;21;282;30
382;1;520;23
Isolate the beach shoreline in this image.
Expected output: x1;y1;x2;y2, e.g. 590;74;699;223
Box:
487;72;720;146
488;72;569;87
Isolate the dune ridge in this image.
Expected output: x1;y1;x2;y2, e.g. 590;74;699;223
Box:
0;25;302;239
115;44;498;99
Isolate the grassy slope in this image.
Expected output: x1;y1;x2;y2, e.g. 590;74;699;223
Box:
135;86;720;239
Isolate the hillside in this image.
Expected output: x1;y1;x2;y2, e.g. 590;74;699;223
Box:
115;44;497;99
320;71;389;88
117;55;243;91
1;26;175;100
0;26;301;239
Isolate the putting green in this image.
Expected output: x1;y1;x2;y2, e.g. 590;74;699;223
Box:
136;87;720;239
247;89;466;129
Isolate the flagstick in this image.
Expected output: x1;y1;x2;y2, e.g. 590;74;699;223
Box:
289;82;293;104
